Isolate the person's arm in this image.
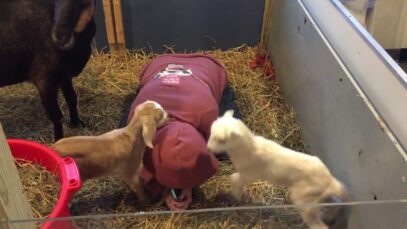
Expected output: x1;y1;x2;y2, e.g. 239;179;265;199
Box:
215;84;242;161
219;84;242;120
199;84;242;140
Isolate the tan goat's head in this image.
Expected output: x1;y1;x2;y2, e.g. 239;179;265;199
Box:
132;100;168;148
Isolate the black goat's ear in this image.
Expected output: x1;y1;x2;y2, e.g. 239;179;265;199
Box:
54;0;63;24
74;0;95;33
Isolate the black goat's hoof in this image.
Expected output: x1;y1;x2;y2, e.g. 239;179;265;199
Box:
69;118;86;128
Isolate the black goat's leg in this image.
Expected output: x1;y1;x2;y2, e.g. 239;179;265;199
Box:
35;78;64;141
60;77;85;128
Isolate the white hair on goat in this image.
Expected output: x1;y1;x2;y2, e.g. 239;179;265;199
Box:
51;100;168;202
208;110;351;229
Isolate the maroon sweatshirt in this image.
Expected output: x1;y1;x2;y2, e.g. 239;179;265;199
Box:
127;54;228;194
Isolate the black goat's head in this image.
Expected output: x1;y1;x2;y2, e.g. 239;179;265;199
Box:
52;0;95;50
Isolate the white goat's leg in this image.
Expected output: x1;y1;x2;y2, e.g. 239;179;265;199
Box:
298;208;328;229
291;191;328;229
290;187;328;229
230;172;245;201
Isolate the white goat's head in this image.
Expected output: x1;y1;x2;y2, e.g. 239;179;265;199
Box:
207;110;247;153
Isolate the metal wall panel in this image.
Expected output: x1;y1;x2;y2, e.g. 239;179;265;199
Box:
302;0;407;157
93;0;264;52
268;0;407;228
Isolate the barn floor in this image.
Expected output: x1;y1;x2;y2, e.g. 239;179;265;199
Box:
0;46;307;228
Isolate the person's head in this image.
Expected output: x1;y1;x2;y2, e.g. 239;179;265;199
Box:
144;120;219;189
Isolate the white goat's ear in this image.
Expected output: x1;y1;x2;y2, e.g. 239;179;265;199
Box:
142;116;157;149
230;129;241;138
224;110;234;118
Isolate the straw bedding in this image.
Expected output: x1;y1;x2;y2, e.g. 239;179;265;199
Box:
0;46;306;228
15;160;60;218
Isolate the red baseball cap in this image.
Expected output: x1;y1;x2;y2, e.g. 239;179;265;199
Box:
142;120;219;189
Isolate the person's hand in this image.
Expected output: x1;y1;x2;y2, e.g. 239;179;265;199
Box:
164;188;192;210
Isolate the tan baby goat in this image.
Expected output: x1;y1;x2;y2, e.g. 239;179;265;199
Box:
51;100;168;202
207;110;350;229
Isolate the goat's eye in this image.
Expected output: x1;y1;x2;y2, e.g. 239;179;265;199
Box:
157;112;164;120
217;139;226;144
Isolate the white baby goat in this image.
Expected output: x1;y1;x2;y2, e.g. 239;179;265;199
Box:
207;110;350;229
51;100;168;202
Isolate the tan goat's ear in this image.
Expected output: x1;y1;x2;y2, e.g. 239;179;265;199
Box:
224;110;234;118
142;116;157;149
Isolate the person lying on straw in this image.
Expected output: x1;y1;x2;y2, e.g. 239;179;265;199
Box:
119;53;242;210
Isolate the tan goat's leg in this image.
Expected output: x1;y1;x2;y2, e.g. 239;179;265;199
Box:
132;175;148;203
123;170;148;203
134;181;148;203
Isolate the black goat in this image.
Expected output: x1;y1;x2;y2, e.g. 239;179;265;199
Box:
0;0;96;140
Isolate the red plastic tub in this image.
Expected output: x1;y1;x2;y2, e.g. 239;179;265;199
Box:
7;139;81;229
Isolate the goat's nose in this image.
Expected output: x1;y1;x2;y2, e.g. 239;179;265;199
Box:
52;28;75;50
